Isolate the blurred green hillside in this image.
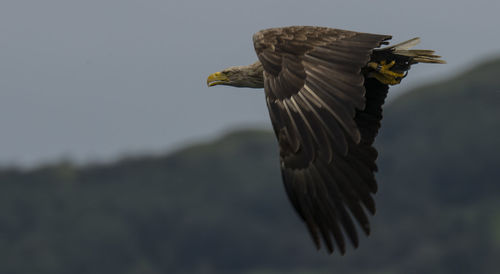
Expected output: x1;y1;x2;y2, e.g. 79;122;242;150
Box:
1;59;500;274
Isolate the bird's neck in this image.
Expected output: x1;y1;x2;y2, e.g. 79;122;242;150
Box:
235;61;265;88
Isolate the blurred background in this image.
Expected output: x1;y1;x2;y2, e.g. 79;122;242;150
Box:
1;0;499;273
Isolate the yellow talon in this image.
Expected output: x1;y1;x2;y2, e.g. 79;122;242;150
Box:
367;60;406;85
372;73;402;85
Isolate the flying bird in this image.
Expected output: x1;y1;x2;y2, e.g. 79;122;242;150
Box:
207;26;444;254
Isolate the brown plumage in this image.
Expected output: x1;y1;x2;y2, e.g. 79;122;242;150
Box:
207;26;444;254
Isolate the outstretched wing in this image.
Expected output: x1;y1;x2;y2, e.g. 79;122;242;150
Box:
253;26;391;254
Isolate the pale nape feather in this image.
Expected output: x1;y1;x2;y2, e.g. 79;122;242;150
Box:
222;61;264;88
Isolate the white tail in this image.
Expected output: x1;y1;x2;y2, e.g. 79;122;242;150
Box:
380;38;446;64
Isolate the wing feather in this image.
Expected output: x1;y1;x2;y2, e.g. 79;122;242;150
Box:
298;85;352;159
254;26;391;253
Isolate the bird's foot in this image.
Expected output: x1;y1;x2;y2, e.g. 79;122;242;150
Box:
367;60;406;85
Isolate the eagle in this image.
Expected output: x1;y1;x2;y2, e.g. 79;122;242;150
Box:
207;26;444;254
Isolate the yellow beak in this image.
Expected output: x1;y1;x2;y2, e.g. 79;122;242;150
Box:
207;72;229;87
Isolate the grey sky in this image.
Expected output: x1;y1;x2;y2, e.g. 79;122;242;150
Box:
1;0;499;166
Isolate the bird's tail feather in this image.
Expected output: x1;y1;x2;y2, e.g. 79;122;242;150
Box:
380;37;446;64
385;37;446;64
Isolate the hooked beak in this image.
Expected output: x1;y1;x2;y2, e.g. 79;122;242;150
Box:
207;71;229;87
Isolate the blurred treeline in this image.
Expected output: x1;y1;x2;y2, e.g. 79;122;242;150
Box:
1;59;500;274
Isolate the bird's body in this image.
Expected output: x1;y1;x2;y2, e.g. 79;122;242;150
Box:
207;26;444;254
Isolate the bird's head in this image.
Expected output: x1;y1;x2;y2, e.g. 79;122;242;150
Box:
206;62;265;88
